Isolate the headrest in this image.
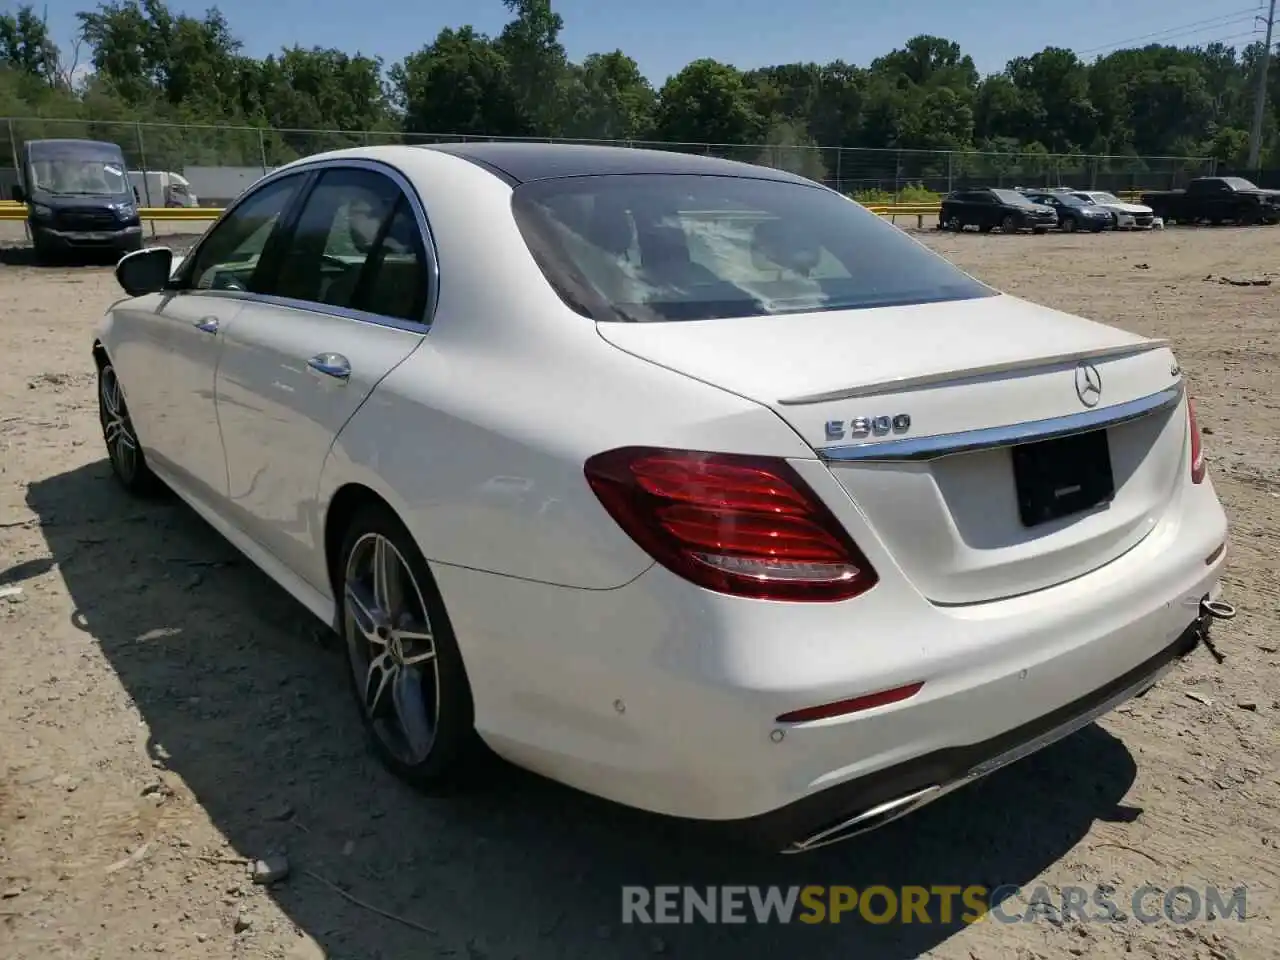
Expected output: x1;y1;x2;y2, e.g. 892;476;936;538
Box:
751;218;821;275
639;223;690;267
587;196;634;255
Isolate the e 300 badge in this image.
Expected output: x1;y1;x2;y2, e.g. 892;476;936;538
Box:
824;414;912;442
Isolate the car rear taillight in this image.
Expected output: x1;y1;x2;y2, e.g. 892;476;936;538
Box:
584;447;878;602
1188;397;1206;484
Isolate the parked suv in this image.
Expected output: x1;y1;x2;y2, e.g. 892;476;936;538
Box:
939;188;1057;234
1023;191;1114;233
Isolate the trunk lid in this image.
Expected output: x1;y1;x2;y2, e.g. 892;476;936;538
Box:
597;294;1188;604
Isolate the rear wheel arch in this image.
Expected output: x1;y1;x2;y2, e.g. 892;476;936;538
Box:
324;483;400;604
323;482;483;786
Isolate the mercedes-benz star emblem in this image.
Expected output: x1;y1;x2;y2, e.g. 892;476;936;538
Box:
1074;360;1103;408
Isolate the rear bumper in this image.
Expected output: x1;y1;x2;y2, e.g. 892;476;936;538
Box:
746;617;1206;853
435;457;1229;836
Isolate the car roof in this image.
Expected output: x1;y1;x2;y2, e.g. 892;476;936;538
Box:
416;141;817;186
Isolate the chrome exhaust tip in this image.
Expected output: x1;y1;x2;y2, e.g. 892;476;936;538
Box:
1200;598;1236;621
781;785;941;854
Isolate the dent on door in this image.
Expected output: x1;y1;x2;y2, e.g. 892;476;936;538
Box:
214;304;424;587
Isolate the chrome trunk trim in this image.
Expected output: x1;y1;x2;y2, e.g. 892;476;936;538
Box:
817;383;1183;463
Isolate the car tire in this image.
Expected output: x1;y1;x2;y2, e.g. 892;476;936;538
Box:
338;503;481;790
31;237;56;265
97;360;162;496
1001;214;1018;233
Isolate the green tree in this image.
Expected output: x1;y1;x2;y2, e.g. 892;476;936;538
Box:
3;1;1275;175
560;51;656;140
0;5;62;86
495;0;566;133
391;26;528;138
654;59;764;145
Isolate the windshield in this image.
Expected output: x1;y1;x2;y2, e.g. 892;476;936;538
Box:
1093;192;1119;203
511;174;994;323
990;189;1038;207
30;158;130;196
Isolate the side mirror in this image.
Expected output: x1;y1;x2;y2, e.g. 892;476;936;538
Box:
115;246;174;296
11;184;24;203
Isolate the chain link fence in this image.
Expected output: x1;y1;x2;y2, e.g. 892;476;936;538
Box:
1;116;1219;206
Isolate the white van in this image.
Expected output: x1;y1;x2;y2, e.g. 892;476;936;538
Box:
127;170;199;207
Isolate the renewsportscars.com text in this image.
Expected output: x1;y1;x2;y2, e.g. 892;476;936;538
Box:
621;884;1249;925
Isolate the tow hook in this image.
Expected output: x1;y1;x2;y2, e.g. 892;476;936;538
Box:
1195;596;1236;663
1200;599;1236;621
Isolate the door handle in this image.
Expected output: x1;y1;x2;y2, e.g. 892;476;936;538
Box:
194;317;219;334
307;353;351;381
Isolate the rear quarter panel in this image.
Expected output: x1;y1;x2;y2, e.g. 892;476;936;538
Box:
314;148;814;591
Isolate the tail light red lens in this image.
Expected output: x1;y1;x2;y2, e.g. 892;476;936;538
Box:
1188;397;1206;484
584;447;878;602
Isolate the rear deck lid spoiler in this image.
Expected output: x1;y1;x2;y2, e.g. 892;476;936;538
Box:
777;339;1171;405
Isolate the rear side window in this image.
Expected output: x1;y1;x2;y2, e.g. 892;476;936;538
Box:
512;174;993;323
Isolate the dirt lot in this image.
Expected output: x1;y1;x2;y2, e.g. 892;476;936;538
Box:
0;223;1277;960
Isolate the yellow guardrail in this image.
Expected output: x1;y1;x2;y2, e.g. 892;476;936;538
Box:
0;205;223;221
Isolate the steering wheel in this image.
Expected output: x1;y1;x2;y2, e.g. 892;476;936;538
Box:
213;274;247;292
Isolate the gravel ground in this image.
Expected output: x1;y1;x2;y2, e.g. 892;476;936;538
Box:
0;223;1277;960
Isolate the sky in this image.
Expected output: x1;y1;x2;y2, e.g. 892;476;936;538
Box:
37;0;1275;86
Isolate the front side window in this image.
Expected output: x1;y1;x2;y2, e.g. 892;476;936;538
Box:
512;174;994;323
266;167;428;319
188;174;305;291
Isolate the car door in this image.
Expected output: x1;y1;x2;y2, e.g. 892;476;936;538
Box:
950;192;976;226
1191;181;1228;221
110;171;309;500
972;191;998;228
213;162;433;590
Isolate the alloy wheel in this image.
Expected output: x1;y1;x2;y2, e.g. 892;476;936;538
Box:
99;364;139;481
343;532;441;766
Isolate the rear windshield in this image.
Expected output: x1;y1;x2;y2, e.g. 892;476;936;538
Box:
510;174;994;323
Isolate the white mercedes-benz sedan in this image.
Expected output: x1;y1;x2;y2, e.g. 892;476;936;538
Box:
95;143;1232;853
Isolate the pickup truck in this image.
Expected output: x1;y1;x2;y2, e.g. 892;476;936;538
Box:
1140;177;1280;226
